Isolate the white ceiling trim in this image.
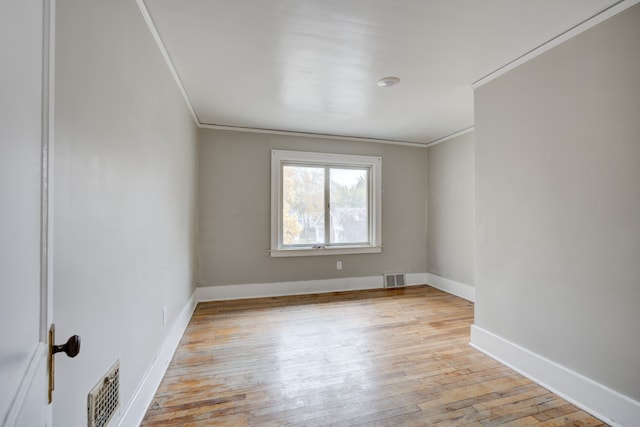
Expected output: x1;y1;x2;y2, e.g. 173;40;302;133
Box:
136;0;200;125
423;126;475;149
199;123;428;148
138;0;635;147
472;0;639;89
137;0;431;146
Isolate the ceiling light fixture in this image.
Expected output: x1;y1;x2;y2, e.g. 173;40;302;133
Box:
377;76;400;88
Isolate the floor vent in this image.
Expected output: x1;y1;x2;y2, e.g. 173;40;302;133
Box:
88;360;120;427
384;273;406;288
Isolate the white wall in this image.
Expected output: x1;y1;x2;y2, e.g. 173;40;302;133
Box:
427;132;475;287
474;2;640;408
197;129;428;288
53;0;198;425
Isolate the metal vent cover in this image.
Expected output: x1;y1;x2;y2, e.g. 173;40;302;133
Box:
88;360;120;427
384;273;406;288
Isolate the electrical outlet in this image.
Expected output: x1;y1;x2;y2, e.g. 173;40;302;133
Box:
337;261;342;270
162;307;167;326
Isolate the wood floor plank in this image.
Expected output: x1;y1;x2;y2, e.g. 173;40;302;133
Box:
141;286;607;426
537;411;606;427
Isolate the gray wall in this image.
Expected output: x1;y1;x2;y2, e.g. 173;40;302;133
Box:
53;0;198;424
197;129;427;286
475;4;640;401
427;132;475;286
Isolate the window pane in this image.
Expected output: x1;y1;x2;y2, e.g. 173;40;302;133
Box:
330;168;368;244
282;165;325;245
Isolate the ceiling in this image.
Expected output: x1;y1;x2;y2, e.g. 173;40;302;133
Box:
142;0;620;144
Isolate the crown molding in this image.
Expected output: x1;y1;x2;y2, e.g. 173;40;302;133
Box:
424;126;474;148
199;123;429;147
472;0;639;89
136;0;200;125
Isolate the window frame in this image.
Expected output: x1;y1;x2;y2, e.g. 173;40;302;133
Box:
271;150;382;257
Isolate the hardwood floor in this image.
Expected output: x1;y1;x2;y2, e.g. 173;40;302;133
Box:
141;286;606;426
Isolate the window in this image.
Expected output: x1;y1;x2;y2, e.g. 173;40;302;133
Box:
271;150;382;257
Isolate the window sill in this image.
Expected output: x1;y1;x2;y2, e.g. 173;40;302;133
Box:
270;246;382;258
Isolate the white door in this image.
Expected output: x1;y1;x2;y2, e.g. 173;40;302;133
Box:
0;1;55;426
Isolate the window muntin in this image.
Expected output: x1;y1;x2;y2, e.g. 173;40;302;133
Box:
271;150;382;257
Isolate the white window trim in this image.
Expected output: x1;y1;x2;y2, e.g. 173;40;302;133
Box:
271;150;382;257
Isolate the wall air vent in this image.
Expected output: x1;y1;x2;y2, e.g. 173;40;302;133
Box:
88;360;120;427
384;273;406;288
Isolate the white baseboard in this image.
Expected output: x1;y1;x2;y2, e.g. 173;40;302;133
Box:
197;273;429;302
425;273;475;301
117;291;197;427
470;325;640;427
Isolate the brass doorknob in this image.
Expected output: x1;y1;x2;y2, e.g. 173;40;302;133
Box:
52;335;81;358
48;325;81;403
